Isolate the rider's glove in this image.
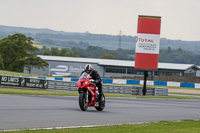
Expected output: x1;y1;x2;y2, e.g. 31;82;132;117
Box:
90;79;95;82
90;79;96;84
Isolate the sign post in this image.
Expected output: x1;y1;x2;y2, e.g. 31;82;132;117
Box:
135;15;161;95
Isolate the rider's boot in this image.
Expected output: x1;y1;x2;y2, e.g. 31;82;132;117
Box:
98;93;104;102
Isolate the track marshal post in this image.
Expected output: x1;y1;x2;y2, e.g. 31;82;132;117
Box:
134;15;161;95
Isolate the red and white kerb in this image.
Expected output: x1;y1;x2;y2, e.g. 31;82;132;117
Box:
135;15;161;70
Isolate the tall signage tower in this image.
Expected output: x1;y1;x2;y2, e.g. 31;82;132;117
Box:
135;15;161;95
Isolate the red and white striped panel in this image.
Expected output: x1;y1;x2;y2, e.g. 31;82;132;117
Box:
135;15;161;70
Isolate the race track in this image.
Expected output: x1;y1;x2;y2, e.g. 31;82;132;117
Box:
0;94;200;130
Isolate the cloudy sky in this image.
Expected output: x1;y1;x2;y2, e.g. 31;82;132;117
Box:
0;0;200;41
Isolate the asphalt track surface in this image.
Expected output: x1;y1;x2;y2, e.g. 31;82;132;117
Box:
0;94;200;130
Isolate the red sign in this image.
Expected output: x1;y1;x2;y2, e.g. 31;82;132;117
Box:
135;15;161;70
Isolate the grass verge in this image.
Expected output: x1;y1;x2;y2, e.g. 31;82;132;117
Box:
0;70;46;77
1;87;200;99
0;87;78;96
169;92;200;96
1;120;200;133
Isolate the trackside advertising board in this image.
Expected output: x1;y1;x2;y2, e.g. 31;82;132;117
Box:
135;15;161;70
0;75;48;89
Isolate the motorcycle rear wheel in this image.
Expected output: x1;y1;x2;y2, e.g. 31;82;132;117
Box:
95;94;105;111
79;92;88;111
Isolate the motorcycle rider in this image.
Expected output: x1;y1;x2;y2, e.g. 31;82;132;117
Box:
81;64;103;101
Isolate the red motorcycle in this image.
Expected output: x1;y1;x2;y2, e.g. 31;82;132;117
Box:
76;72;105;111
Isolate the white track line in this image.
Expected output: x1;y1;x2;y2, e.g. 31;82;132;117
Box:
2;122;145;132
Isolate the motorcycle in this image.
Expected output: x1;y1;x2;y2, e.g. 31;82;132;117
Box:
76;72;105;111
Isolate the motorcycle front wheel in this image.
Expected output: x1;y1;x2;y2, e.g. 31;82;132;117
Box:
79;92;88;111
95;94;105;111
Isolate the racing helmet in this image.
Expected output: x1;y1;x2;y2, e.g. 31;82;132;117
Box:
84;64;93;73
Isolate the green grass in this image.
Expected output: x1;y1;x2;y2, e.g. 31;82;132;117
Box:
1;120;200;133
0;87;78;96
169;92;200;96
0;70;65;78
0;70;46;77
1;87;200;99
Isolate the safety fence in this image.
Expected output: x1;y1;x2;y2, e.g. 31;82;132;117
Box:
0;75;168;96
34;77;200;89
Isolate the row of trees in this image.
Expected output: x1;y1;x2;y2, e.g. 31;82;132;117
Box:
1;25;200;55
159;47;200;65
71;46;134;60
39;39;90;49
37;46;78;57
36;45;200;65
0;33;49;73
35;46;133;60
1;33;200;75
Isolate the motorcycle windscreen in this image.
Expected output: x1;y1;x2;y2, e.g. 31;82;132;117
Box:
80;72;90;79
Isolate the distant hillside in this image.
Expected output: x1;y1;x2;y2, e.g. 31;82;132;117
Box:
1;25;200;54
0;25;80;35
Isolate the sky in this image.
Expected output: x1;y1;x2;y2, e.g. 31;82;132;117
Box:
0;0;200;41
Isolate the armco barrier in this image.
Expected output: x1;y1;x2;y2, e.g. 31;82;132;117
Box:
47;80;165;96
47;80;77;91
102;85;167;96
103;85;132;94
155;88;168;96
131;87;155;96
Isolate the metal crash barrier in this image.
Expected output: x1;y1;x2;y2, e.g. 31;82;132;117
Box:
47;80;77;91
47;80;168;96
103;85;168;96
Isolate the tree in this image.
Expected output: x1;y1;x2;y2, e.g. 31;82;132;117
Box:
60;48;67;56
0;33;48;72
43;50;50;55
86;46;107;58
72;47;86;57
50;47;60;56
0;54;4;70
167;46;171;54
25;55;49;74
41;46;50;51
99;54;117;60
111;48;129;60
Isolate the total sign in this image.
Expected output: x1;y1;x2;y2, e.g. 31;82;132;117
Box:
135;15;161;70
